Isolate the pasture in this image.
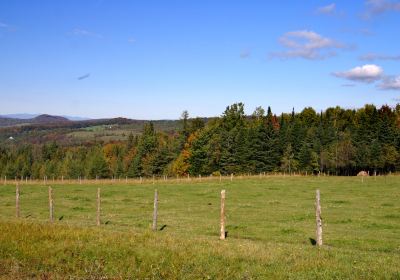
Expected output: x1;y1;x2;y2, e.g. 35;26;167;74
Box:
0;176;399;279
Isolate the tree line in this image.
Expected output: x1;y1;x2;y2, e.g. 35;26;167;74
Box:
1;103;400;179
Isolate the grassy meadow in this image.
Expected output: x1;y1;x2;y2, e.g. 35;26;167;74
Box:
0;175;399;279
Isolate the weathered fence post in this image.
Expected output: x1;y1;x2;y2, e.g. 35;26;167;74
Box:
97;188;101;226
220;189;226;240
230;173;233;182
315;189;322;246
152;189;158;231
16;184;20;218
49;186;54;223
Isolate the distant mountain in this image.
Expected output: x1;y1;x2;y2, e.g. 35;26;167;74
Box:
0;114;71;127
1;113;40;119
0;114;90;121
31;114;70;124
61;115;91;121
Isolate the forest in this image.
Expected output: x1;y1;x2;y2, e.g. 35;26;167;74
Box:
1;103;400;179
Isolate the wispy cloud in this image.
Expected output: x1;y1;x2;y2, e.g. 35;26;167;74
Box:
128;37;136;44
71;28;102;39
333;64;383;83
316;3;336;15
77;73;90;80
0;21;16;32
240;49;251;59
341;83;356;87
340;27;374;36
270;30;347;60
363;0;400;18
378;75;400;90
359;52;400;61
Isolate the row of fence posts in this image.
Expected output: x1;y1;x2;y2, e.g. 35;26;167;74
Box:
12;184;323;246
4;171;363;186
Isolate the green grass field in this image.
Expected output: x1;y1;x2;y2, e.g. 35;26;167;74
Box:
0;176;399;279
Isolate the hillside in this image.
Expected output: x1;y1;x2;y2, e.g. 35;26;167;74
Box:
0;114;184;145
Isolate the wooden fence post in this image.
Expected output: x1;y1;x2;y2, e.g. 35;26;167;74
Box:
152;189;158;231
220;189;226;240
97;188;101;226
315;189;322;246
16;184;20;218
49;187;54;223
230;173;233;182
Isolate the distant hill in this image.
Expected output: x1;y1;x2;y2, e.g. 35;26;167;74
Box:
0;114;211;145
0;113;90;121
0;113;40;119
31;114;71;124
0;114;70;127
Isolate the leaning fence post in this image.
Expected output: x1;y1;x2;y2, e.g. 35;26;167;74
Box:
152;189;158;231
315;189;322;246
49;186;54;223
220;189;226;240
97;188;101;226
16;184;20;218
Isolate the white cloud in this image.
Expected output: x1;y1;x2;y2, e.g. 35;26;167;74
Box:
0;22;8;28
72;28;102;38
333;64;383;83
363;0;400;18
359;52;400;61
316;3;336;15
128;38;136;44
270;30;346;60
378;76;400;90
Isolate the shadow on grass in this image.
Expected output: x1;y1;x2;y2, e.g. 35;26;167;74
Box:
160;224;167;231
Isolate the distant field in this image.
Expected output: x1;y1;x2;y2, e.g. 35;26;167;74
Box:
0;119;182;145
0;176;399;279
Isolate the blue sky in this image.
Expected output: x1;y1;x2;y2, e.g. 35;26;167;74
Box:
0;0;399;119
